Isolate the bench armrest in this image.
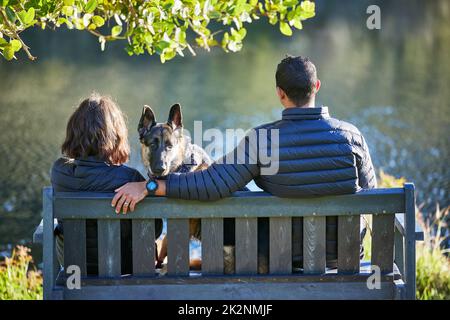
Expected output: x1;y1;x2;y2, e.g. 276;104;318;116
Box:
395;213;424;241
33;219;58;244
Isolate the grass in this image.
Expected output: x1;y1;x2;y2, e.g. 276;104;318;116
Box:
0;245;42;300
416;204;450;299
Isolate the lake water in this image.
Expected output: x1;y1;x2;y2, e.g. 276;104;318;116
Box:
0;0;449;263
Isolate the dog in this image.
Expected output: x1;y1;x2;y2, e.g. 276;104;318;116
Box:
138;104;268;274
138;103;211;270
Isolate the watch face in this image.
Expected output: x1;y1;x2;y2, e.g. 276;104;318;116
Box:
147;180;158;191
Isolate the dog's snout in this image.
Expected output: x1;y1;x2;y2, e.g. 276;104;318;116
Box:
152;161;167;176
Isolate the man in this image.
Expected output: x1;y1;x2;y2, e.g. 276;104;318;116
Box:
113;55;376;207
112;55;377;269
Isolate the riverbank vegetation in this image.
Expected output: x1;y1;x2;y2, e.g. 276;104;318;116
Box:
0;245;42;300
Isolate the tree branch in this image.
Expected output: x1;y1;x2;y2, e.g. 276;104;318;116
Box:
0;9;36;61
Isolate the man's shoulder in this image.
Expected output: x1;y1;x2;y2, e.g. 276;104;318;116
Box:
253;119;284;131
326;117;364;138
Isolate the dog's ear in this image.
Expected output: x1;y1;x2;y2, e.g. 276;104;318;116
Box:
167;103;183;129
138;105;156;140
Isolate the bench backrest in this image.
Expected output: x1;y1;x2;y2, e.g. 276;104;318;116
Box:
42;184;417;299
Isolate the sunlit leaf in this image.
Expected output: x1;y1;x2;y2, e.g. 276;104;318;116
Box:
84;0;97;14
92;15;104;27
3;46;14;60
10;39;21;51
111;25;122;37
280;21;292;36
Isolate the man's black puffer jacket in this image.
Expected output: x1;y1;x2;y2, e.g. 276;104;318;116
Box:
166;106;376;269
167;107;377;199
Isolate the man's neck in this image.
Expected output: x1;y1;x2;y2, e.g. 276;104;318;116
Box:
283;98;316;109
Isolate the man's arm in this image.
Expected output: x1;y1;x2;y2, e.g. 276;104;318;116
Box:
112;135;260;213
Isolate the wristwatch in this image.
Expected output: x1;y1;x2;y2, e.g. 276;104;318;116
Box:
146;178;158;195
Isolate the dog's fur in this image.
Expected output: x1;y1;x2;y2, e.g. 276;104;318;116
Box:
138;104;211;244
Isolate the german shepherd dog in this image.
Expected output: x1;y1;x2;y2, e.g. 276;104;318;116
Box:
138;103;211;269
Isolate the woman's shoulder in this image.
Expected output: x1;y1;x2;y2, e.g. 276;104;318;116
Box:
113;164;146;182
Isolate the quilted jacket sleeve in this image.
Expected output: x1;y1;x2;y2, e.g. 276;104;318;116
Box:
166;135;260;201
355;134;377;189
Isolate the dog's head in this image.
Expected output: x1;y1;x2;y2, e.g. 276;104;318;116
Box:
138;103;185;177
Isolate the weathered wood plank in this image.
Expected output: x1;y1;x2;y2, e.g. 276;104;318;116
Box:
97;220;121;277
43;187;56;300
269;217;292;274
63;281;395;300
64;220;87;276
337;215;360;273
54;188;406;219
303;216;326;274
404;183;416;300
132;220;155;276
167;219;189;276
371;214;395;274
202;218;224;275
235;218;258;274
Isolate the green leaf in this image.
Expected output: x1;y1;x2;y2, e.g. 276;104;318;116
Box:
3;46;14;60
301;0;315;13
5;6;16;23
111;25;122;37
238;27;247;40
92;15;104;27
163;49;176;61
84;0;97;14
156;40;170;53
17;10;27;24
279;21;292;36
63;0;74;5
144;34;153;44
24;7;35;24
293;19;303;29
62;5;73;16
0;38;8;48
10;39;21;51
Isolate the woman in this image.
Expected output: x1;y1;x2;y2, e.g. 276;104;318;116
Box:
51;93;162;275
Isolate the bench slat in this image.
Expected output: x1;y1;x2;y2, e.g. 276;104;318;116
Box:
202;218;224;275
167;219;189;276
97;220;121;277
337;215;360;273
303;216;326;274
53;188;406;219
235;218;258;274
372;214;395;273
292;217;303;269
64;219;87;276
269;217;292;274
132;220;155;276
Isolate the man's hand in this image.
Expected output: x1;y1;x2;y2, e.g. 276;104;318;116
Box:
112;181;148;214
112;180;167;214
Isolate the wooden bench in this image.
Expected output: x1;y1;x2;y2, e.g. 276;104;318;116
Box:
34;183;423;300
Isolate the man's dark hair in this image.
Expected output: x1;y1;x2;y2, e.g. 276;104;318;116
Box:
276;55;318;106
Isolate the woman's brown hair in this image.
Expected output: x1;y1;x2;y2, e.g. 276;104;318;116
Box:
62;93;130;165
